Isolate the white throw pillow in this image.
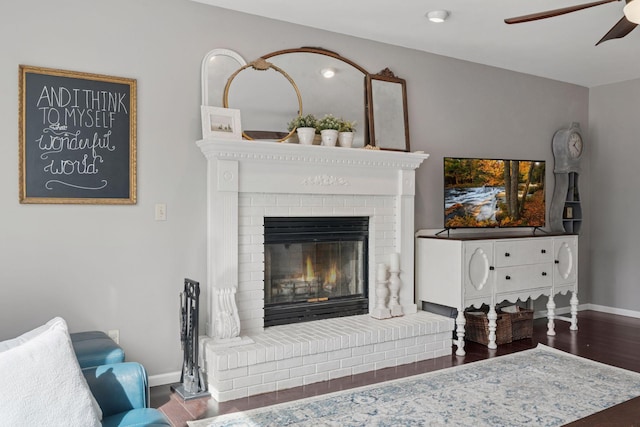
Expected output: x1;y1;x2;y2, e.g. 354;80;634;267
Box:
0;317;65;353
0;317;102;427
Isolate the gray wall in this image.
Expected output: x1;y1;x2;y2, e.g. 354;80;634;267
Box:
0;0;589;376
589;78;640;311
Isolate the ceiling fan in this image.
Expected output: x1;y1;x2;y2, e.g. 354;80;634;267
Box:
505;0;640;45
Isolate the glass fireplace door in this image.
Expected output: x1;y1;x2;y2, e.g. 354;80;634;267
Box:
265;240;364;304
264;217;369;326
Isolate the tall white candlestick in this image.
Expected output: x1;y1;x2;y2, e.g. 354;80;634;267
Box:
372;262;391;320
377;263;388;281
390;253;400;272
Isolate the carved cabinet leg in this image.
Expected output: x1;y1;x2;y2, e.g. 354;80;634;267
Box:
455;310;466;356
487;306;498;350
547;296;556;336
570;291;579;331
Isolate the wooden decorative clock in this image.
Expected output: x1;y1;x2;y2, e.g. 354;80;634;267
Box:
549;122;583;233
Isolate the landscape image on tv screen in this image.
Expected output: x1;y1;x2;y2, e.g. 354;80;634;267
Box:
444;158;546;228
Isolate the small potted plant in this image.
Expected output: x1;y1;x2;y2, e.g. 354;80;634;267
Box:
287;114;317;145
338;119;356;148
316;114;341;146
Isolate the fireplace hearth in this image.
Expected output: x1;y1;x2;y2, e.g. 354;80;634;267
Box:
264;217;369;326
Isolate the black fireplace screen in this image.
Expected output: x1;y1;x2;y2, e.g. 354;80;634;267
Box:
264;217;369;326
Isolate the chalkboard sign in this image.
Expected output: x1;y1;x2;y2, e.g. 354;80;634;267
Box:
19;65;137;204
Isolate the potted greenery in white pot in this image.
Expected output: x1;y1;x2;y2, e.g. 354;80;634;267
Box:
338;119;356;148
287;114;317;145
316;114;341;147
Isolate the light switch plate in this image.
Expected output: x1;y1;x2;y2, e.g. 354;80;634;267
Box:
155;203;167;221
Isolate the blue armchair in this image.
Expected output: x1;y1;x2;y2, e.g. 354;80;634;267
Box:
82;362;171;427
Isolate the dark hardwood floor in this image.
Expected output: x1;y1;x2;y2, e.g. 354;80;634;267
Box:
151;310;640;426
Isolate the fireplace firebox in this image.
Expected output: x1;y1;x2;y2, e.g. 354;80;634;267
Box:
264;217;369;327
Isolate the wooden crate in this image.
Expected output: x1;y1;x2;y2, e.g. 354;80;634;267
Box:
464;310;512;345
500;305;534;340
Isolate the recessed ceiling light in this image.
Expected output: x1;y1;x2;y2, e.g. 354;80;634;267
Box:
321;68;336;79
426;10;450;23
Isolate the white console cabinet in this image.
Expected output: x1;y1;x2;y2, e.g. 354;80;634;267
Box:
416;232;578;356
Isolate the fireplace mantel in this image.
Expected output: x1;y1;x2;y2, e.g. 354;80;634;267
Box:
198;138;428;169
197;138;429;340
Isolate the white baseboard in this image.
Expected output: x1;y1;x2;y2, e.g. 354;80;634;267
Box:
149;371;181;387
584;303;640;319
534;303;640;320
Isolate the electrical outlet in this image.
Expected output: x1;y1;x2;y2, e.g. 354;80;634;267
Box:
107;329;120;344
155;203;167;221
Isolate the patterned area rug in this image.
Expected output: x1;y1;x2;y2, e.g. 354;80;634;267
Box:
189;345;640;427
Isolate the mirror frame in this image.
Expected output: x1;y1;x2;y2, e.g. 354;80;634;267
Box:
366;68;410;152
262;46;368;74
201;48;247;106
223;58;303;142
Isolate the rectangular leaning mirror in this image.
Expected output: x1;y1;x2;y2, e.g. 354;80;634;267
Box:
366;68;410;152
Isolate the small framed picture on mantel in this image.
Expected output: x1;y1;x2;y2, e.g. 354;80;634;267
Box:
201;106;242;140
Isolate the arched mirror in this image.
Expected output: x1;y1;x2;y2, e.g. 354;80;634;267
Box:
263;48;369;147
220;48;368;145
224;58;302;141
201;48;247;107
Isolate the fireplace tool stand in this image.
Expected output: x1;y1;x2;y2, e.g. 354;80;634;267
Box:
171;278;210;400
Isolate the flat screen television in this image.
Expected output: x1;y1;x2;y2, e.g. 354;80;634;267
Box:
444;157;546;229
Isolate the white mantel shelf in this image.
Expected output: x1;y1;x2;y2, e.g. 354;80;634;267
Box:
197;138;429;169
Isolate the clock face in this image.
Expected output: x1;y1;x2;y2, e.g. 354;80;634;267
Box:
568;132;583;158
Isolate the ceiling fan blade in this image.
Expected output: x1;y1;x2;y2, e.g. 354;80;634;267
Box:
505;0;620;24
596;15;638;44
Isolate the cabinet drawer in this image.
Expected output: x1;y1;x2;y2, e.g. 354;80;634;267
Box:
494;240;553;267
495;263;553;293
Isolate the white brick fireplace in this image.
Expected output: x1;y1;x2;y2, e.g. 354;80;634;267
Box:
197;139;454;401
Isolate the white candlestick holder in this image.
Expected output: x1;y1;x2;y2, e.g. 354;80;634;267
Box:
388;268;404;317
371;263;391;319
